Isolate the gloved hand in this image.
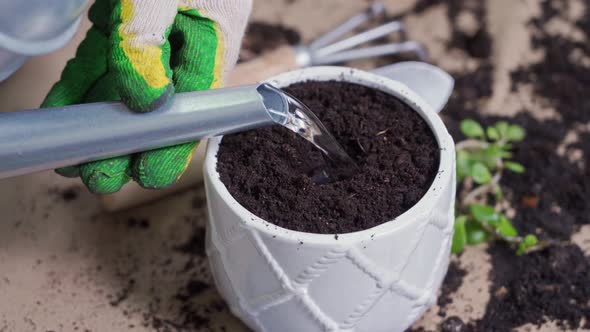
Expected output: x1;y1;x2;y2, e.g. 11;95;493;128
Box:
41;0;252;194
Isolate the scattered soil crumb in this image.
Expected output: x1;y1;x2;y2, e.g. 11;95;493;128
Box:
175;228;206;257
126;218;150;229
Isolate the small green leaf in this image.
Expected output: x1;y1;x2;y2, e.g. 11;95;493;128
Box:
465;220;489;244
469;204;499;224
495;121;509;138
517;234;539;255
482;145;502;159
524;234;538;246
497;215;518;237
493;187;502;202
470;162;492;184
500;150;513;159
507;125;525;142
505;161;525;173
452;216;468;254
461;120;485;138
487;127;500;141
481;145;503;169
456;150;472;182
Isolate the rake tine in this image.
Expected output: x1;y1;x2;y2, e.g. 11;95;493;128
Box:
313;21;405;58
308;3;386;51
311;41;428;65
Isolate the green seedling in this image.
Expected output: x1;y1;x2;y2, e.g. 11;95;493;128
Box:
452;119;546;255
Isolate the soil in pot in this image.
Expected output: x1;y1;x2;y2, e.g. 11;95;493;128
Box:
217;80;440;234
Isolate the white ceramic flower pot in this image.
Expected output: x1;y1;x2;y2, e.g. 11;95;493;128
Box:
204;66;456;332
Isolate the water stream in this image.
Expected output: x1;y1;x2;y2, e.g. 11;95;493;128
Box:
276;90;359;184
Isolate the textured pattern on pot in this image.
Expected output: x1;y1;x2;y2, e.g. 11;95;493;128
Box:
204;66;456;332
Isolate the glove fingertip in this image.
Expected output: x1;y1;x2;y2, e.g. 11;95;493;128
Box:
131;142;197;189
131;157;180;190
55;166;81;178
79;158;131;194
81;170;130;194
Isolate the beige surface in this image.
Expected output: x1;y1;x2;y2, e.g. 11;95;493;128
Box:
0;0;589;331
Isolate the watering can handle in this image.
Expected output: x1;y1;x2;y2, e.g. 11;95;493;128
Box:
0;83;288;179
231;52;455;113
371;61;454;113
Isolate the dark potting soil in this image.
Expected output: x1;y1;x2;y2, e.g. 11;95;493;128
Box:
238;21;301;63
475;1;590;330
413;0;492;59
511;24;590;124
174;227;206;257
60;187;79;202
441;0;590;242
48;186;80;202
217;81;440;234
126;217;150;229
407;0;590;331
442;92;590;331
478;243;590;331
411;245;590;332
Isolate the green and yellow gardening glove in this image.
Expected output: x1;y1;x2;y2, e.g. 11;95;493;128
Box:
41;0;252;194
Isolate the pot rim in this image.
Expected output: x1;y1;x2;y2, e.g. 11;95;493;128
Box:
205;66;454;245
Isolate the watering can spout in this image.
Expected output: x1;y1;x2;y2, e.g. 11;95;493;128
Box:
0;83;290;179
0;62;454;180
257;83;291;126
